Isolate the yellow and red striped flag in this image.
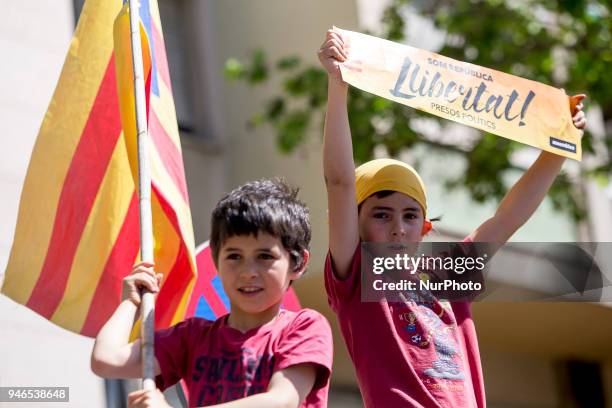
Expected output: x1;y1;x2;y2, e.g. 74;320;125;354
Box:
1;0;197;337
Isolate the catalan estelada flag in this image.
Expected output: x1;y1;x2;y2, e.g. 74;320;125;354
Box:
1;0;197;337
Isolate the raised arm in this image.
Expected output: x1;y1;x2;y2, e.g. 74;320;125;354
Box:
90;262;162;379
318;28;360;279
469;95;586;247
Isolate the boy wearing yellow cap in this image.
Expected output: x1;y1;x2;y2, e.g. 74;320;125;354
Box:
318;28;586;408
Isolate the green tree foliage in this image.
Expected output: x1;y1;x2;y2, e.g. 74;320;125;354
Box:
224;0;611;221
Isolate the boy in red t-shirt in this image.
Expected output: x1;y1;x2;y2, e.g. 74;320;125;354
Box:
91;179;333;408
317;28;586;407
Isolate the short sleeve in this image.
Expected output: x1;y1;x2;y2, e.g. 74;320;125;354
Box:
154;319;194;390
324;245;361;312
273;309;333;391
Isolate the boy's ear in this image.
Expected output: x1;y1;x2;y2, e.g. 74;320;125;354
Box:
291;250;310;279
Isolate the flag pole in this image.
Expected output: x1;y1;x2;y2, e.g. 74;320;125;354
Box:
127;0;156;391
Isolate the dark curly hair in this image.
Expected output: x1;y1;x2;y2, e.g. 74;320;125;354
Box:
210;178;311;271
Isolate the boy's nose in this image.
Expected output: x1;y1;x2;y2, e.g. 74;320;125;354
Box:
239;262;259;279
391;222;407;237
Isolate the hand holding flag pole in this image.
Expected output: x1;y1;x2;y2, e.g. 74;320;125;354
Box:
127;0;156;391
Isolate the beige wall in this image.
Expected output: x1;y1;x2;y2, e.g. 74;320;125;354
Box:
475;302;612;406
482;351;559;407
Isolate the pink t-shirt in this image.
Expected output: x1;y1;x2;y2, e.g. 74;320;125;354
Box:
154;309;333;407
325;243;486;408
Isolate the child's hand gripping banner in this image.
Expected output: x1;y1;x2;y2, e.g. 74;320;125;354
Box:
336;27;582;160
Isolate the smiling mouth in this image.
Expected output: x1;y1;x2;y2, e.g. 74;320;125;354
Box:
238;287;264;294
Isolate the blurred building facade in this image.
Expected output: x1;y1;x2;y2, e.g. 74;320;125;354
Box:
1;1;611;407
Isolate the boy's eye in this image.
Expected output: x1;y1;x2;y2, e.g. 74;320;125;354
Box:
404;213;417;220
373;212;389;219
258;253;275;260
226;253;241;260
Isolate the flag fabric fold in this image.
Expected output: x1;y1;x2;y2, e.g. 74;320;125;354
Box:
2;0;197;337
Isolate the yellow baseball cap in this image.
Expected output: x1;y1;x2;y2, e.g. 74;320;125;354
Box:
355;158;427;216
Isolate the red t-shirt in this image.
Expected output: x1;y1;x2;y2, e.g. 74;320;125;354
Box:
325;242;486;408
154;309;333;407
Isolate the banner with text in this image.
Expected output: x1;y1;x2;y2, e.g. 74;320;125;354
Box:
337;28;582;160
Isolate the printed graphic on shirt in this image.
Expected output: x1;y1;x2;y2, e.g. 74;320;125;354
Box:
420;307;465;380
190;347;275;406
392;292;466;384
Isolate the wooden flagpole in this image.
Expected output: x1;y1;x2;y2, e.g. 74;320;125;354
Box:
127;0;156;391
